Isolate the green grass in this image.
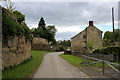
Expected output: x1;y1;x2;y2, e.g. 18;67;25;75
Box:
2;50;51;78
60;54;110;68
60;54;84;67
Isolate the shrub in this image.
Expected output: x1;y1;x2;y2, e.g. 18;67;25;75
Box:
2;13;23;36
59;46;66;51
2;9;33;42
13;10;25;23
92;46;120;55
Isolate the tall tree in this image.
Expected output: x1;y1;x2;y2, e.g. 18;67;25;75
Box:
38;17;46;30
32;17;57;44
115;29;120;42
58;40;71;47
46;25;57;43
46;25;57;36
103;29;120;46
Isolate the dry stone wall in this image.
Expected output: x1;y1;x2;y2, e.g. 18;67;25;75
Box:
32;44;60;51
32;37;61;51
2;35;31;70
32;37;49;44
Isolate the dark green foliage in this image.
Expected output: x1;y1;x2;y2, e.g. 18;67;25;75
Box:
32;28;43;37
21;23;33;42
2;9;32;42
92;46;120;55
103;31;113;40
13;10;25;23
32;25;57;44
115;29;120;42
55;46;66;51
59;46;66;51
36;17;57;44
32;17;57;44
45;25;57;44
103;29;120;46
2;13;24;36
58;40;71;47
38;17;46;30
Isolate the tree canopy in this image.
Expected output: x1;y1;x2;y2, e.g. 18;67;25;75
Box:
38;17;46;30
103;29;120;46
32;17;57;44
58;40;71;47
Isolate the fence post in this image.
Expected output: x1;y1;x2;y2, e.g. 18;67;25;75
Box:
102;61;105;75
82;55;84;63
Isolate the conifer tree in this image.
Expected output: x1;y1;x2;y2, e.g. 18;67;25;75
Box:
38;17;46;30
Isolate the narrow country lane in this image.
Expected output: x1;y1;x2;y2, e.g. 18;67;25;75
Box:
33;52;89;78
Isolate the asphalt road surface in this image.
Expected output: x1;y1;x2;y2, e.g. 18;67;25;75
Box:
33;52;89;78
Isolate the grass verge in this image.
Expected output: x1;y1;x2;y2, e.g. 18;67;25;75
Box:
60;54;109;68
2;50;51;78
60;54;120;78
60;54;84;67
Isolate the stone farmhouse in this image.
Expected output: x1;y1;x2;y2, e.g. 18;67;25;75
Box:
71;21;103;53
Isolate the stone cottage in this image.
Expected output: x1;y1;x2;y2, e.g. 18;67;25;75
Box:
71;21;103;53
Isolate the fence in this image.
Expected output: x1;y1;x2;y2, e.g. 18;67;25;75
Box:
84;54;114;61
82;54;120;77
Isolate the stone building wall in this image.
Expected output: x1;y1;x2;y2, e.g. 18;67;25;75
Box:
71;30;86;52
71;21;103;53
2;35;31;69
87;26;103;49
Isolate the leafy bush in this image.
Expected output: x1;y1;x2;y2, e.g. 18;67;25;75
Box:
32;25;57;44
59;46;66;51
2;9;33;42
92;46;120;55
2;13;24;36
21;23;33;42
103;29;120;46
13;10;25;23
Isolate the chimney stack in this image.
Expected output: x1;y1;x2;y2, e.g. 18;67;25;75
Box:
89;21;93;26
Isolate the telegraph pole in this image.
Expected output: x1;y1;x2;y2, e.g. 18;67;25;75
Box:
112;7;115;43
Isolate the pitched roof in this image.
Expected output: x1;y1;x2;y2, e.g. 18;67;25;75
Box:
71;25;103;39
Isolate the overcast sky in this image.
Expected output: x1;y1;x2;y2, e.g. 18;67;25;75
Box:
1;1;119;40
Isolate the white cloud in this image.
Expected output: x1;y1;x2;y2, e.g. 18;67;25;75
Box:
27;24;38;29
56;25;84;33
11;0;119;2
9;2;119;40
97;26;103;30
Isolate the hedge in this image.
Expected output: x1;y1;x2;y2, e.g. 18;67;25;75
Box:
92;46;120;55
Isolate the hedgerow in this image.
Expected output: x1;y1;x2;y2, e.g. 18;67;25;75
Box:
92;46;120;55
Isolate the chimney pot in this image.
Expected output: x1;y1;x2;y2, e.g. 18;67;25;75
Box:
89;21;93;26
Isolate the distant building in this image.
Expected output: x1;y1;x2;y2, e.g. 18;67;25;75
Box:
71;21;103;53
